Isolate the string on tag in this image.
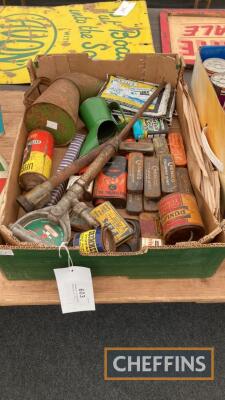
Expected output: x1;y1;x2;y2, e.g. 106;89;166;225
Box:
58;242;74;271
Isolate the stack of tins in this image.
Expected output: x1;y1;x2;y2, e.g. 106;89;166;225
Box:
203;58;225;110
14;74;205;253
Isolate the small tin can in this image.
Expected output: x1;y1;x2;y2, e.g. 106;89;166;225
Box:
203;58;225;76
210;73;225;110
159;193;205;244
126;193;143;215
168;132;187;167
153;136;169;156
19;129;54;191
127;152;144;193
144;156;161;199
139;212;163;239
160;154;177;194
73;227;116;254
93;156;127;208
116;220;141;252
176;167;193;194
90;201;133;245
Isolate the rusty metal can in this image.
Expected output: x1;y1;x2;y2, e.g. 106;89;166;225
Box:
139;212;163;239
144;156;161;199
127;152;144;193
210;73;225;110
73;226;116;253
168;132;187;167
176;167;193;194
19;130;54;191
159;193;205;244
203;58;225;77
160;154;177;194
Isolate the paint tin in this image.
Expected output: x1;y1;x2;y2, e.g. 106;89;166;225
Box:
90;201;133;245
203;58;225;77
159;193;205;244
168;132;187;167
19;130;54;191
93;156;127;208
210;73;225;109
127;152;144;193
73;227;116;254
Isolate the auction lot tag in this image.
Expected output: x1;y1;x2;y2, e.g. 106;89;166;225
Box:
54;266;95;314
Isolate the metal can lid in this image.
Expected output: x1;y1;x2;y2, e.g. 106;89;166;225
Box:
203;58;225;74
211;72;225;89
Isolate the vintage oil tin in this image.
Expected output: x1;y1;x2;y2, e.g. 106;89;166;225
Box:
144;156;161;199
159;193;205;244
203;58;225;77
210;73;225;109
126;193;143;215
93;156;127;208
19;130;54;191
90;201;133;245
116;220;140;252
132;118;169;140
160;154;177;194
176;167;193;194
73;227;115;253
168;132;187;166
127;152;144;193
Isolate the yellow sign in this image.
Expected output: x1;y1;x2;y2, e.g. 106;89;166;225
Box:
0;1;154;84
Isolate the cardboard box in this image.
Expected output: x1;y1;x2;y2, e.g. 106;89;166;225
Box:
191;46;225;201
0;53;225;280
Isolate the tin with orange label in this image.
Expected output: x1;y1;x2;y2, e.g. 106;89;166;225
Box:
168;132;187;167
159;193;205;244
19;130;54;191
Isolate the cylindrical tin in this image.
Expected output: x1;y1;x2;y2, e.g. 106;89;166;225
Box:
210;73;225;110
19;130;54;191
203;58;225;76
159;193;205;244
73;227;116;253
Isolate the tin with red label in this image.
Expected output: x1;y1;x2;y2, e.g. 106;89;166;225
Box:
19;129;54;191
159;193;205;244
93;156;127;208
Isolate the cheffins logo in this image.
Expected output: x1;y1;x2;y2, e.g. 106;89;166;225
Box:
104;347;214;381
0;14;57;71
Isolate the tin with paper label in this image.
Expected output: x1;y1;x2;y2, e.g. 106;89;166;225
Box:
19;130;54;191
159;193;205;244
73;227;115;254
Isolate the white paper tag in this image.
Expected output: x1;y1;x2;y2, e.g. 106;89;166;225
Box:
141;238;164;248
201;127;224;172
113;1;136;16
46;120;58;130
0;249;14;256
54;266;95;314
